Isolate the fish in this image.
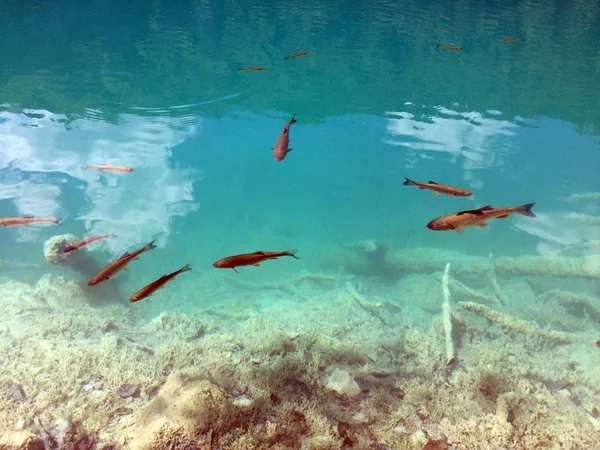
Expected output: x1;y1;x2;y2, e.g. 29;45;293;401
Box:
439;28;451;33
213;250;300;274
427;203;536;233
500;37;524;42
403;177;472;197
88;240;157;286
272;114;297;162
238;67;266;71
129;263;192;303
63;234;116;253
84;164;134;173
0;216;61;227
284;51;309;60
437;44;463;51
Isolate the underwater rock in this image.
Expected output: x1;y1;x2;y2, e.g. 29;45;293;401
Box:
43;234;79;265
0;431;44;450
325;368;361;397
126;368;238;449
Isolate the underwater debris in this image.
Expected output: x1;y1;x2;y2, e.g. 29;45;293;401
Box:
459;301;583;344
326;368;361;397
116;383;140;398
441;263;454;365
7;382;26;403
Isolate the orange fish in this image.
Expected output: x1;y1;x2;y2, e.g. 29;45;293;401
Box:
284;51;309;60
500;38;524;42
403;177;472;197
272;114;297;162
88;240;156;286
0;216;61;227
213;250;300;274
64;234;116;253
427;203;536;233
129;263;192;303
437;44;463;51
238;67;266;71
84;164;134;173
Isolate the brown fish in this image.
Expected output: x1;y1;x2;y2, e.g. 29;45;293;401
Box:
0;216;61;227
272;114;297;162
238;67;266;71
500;37;524;42
84;164;134;173
403;177;472;197
64;234;116;253
213;250;300;274
437;44;463;51
129;263;192;303
88;240;157;286
284;51;309;60
427;203;536;233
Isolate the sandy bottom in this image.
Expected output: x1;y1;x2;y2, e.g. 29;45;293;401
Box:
1;255;600;450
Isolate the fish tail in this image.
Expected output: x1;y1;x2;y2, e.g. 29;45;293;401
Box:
291;113;297;123
437;44;440;48
284;250;300;259
284;56;289;60
82;164;89;170
237;67;242;71
179;263;192;273
145;240;158;251
403;176;416;186
517;202;536;218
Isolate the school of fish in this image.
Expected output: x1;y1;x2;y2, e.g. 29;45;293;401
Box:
1;36;534;304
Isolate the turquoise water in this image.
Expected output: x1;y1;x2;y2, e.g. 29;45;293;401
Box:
1;0;600;447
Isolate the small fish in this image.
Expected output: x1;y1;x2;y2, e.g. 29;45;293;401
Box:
88;240;157;286
84;164;134;173
439;28;451;33
0;216;61;227
63;234;116;253
500;37;524;42
427;203;536;233
238;67;266;71
31;5;41;8
437;44;463;51
272;114;297;162
129;263;192;303
403;177;472;197
213;250;300;274
284;51;309;60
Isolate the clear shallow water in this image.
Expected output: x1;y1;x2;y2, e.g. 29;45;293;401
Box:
1;0;600;446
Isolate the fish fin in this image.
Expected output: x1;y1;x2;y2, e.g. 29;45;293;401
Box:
237;67;242;71
145;240;157;251
288;148;293;152
253;263;260;267
24;215;34;218
82;164;89;170
433;192;439;196
160;286;167;289
290;113;297;123
478;223;488;227
284;57;289;60
252;251;266;255
120;251;130;258
284;250;300;260
428;181;440;184
496;214;510;219
134;257;140;261
457;205;492;216
123;267;129;270
179;263;192;273
403;176;417;186
454;227;465;233
517;202;536;218
232;268;239;274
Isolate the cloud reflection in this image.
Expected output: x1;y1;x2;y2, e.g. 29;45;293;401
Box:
0;110;200;253
384;105;518;187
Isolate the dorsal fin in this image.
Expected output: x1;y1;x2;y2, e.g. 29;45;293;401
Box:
120;251;130;259
456;205;492;216
428;181;439;185
251;251;266;255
